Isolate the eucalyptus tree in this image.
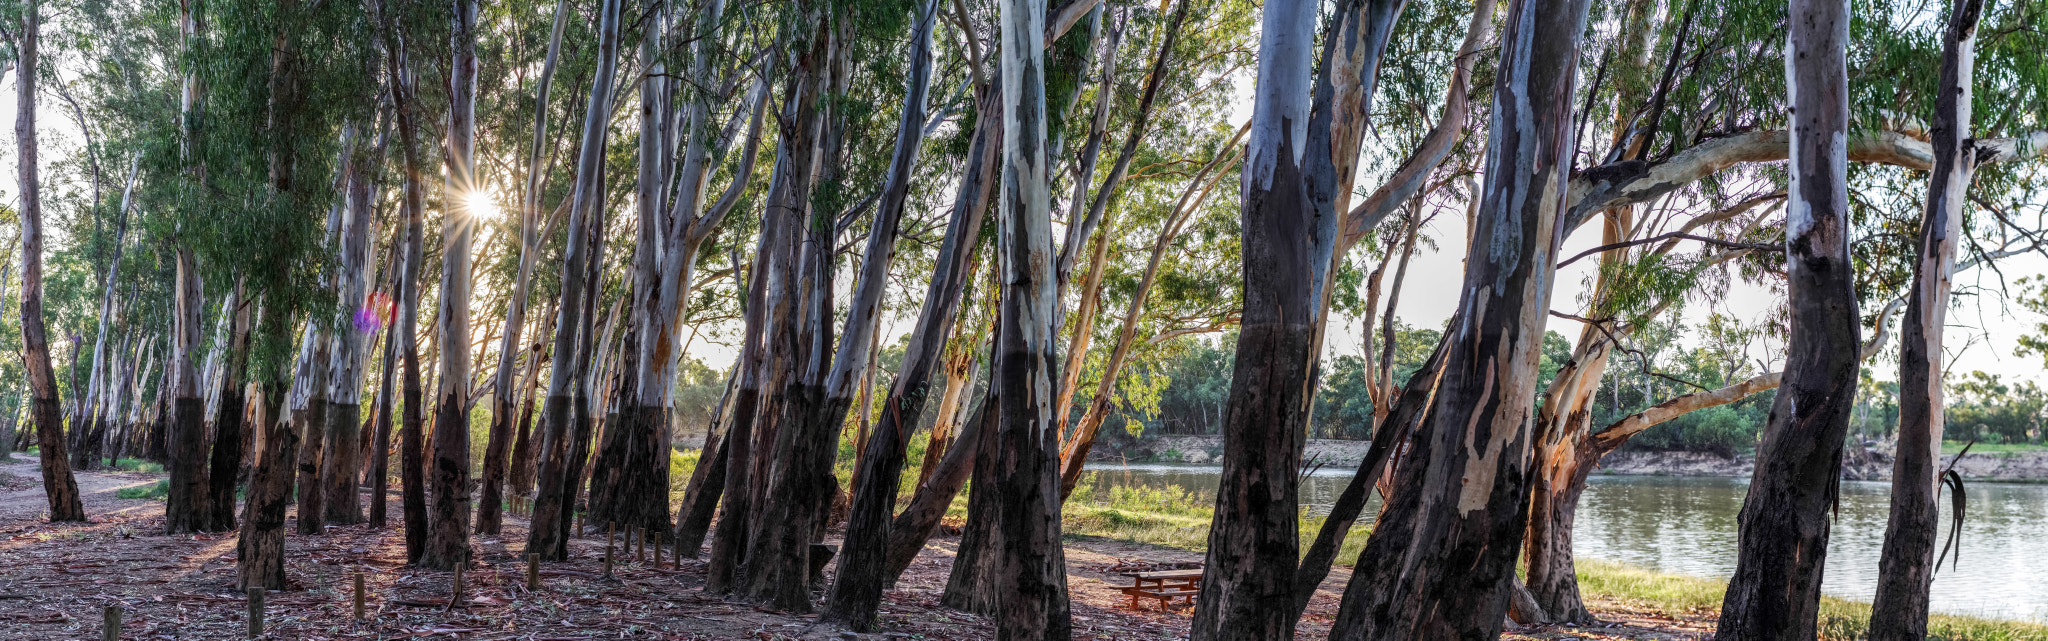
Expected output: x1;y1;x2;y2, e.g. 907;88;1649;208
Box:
423;0;481;572
1189;0;1407;635
729;0;832;610
1872;0;1986;635
589;0;767;540
821;0;941;629
15;0;87;523
1712;0;1856;636
987;0;1069;634
526;0;622;562
1048;0;1194;493
1326;0;1592;636
476;0;569;538
318;126;378;528
367;0;433;562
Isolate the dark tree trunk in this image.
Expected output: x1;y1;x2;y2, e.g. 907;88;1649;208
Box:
322;403;362;524
672;420;728;558
205;392;244;531
1524;436;1601;625
1870;0;1980;637
1190;0;1407;637
206;288;253;531
940;396;1003;615
886;391;991;583
740;27;835;608
16;0;85;523
475;390;516;535
166;250;212;535
368;311;398;527
1329;0;1591;637
294;399;328;535
1290;345;1442;618
420;0;480;572
703;238;774;590
507;375;539;495
237;382;295;590
1714;0;1857;637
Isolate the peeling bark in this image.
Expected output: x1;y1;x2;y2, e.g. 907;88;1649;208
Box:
1329;0;1591;637
1713;0;1858;636
1870;0;1981;637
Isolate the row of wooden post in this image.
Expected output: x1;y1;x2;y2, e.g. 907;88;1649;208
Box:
97;518;677;639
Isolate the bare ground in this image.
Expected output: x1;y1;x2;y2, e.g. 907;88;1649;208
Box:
0;457;1705;639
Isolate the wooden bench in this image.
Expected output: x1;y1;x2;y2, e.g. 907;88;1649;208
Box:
1118;569;1203;610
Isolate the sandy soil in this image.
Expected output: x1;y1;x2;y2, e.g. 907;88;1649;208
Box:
0;457;1705;639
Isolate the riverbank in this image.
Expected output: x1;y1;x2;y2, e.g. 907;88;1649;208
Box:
1061;470;2048;640
1098;435;2048;481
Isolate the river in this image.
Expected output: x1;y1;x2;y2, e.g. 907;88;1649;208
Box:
1078;463;2048;623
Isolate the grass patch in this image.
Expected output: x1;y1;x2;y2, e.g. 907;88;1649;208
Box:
111;458;165;474
117;479;169;501
1061;473;1373;560
1574;559;2048;640
1944;441;2048;454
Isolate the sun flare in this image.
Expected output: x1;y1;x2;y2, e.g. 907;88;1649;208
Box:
466;190;500;220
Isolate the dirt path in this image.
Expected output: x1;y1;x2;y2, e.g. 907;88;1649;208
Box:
0;457;1704;639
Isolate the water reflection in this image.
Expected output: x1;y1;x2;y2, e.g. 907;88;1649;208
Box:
1081;463;2048;622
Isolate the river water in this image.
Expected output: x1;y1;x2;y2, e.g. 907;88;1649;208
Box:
1078;463;2048;623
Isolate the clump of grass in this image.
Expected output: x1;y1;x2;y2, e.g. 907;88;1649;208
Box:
1943;441;2048;454
1574;559;2048;640
117;479;169;500
111;458;164;474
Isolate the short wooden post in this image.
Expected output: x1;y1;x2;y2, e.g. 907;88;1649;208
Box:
247;587;265;638
604;523;616;577
526;553;540;590
654;530;664;568
575;511;584;537
352;574;365;621
102;604;120;641
451;567;464;606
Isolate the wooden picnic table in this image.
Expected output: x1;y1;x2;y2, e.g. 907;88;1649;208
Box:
1118;568;1203;610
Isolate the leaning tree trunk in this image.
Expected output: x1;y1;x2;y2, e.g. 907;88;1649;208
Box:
988;0;1070;636
816;0;943;629
423;0;479;572
15;0;85;523
1714;0;1858;637
1869;0;1980;636
526;0;619;563
1328;0;1591;637
1056;123;1246;497
1190;0;1404;636
84;157;141;475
